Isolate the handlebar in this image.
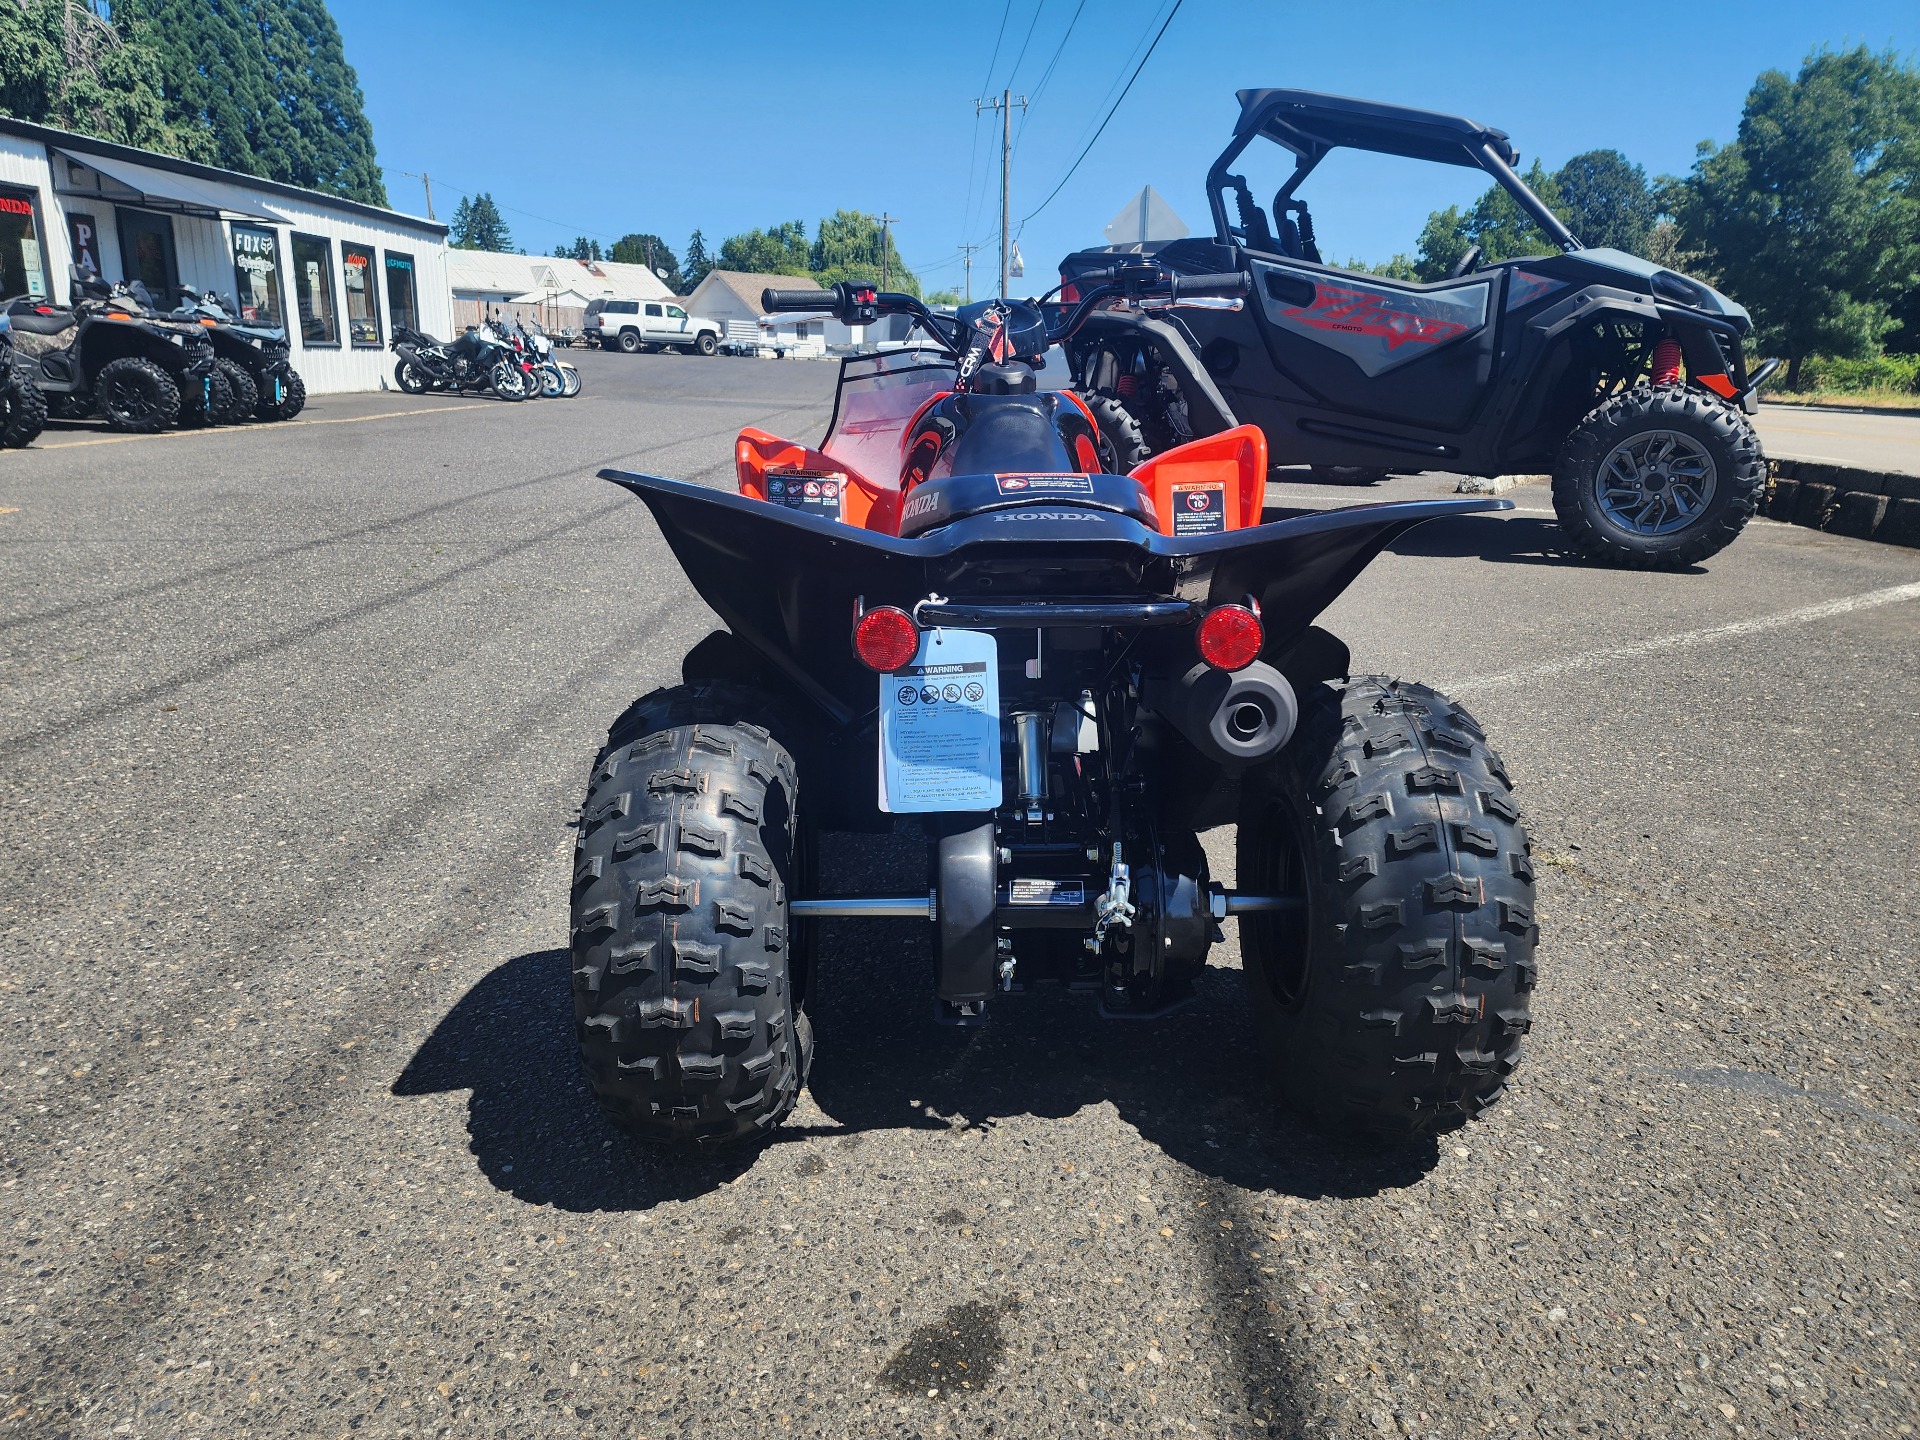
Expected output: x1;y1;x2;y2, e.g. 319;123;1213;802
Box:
762;288;837;313
1167;272;1250;300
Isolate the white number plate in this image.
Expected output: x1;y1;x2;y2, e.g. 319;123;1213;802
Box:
877;629;1002;814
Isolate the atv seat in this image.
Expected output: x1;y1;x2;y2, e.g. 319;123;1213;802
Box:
4;304;77;336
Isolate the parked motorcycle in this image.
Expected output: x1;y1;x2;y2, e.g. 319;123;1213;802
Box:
391;323;529;400
0;312;48;448
5;267;216;433
510;319;579;398
168;286;307;422
570;268;1539;1152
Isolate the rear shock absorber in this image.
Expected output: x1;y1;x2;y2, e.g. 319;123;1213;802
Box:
1651;335;1683;386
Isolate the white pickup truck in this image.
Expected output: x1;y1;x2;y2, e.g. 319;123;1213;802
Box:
585;298;722;356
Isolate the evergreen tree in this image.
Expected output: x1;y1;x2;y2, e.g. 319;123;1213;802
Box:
1553;149;1657;254
611;233;680;288
449;193;512;251
0;0;196;156
1675;47;1920;387
112;0;386;206
682;230;711;292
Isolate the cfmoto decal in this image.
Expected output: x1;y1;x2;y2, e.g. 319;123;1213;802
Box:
1253;260;1490;378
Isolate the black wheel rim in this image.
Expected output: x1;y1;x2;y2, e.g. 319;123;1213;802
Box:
105;371;155;416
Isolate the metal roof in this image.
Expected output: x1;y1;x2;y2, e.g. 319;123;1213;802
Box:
1233;89;1519;168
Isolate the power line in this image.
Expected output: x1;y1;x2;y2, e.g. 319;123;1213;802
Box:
1016;0;1086;143
1018;0;1184;225
977;0;1013;93
1004;0;1048;90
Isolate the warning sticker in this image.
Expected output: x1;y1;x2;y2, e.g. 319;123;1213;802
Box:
878;629;1002;814
768;468;844;521
1171;481;1227;535
1007;878;1087;908
995;473;1096;496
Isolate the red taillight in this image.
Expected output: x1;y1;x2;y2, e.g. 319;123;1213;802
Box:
1196;604;1263;672
1060;279;1080;304
853;606;920;672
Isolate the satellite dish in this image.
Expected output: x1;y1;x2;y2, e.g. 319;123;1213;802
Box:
655;267;670;279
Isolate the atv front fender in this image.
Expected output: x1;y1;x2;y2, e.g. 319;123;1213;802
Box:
1071;313;1241;436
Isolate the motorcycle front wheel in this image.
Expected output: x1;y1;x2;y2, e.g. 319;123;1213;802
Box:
491;361;529;401
559;364;581;398
539;364;565;398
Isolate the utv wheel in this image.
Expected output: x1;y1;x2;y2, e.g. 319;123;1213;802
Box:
176;367;231;428
618;330;642;354
394;359;428;395
1311;465;1388;486
93;356;181;433
1237;677;1537;1141
1;373;48;448
214;359;257;422
695;332;718;357
256;368;306;421
1552;383;1763;569
570;682;812;1148
1085;391;1150;471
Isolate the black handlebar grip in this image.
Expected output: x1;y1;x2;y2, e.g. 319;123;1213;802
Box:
1171;272;1251;299
761;288;836;312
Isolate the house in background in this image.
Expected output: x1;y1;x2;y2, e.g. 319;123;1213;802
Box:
683;270;871;354
446;251;671;332
1;114;450;394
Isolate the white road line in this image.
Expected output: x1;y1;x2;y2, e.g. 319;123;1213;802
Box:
1442;580;1920;695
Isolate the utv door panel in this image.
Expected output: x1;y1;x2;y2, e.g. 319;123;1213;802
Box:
1245;258;1498;431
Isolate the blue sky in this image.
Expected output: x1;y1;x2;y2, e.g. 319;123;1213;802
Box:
333;0;1917;292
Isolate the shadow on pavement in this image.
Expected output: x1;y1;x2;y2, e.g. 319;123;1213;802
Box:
395;838;1438;1212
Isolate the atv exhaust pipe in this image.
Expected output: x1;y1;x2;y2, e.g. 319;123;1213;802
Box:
1147;660;1297;766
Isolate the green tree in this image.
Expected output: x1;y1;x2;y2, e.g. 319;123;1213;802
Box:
1553;149;1657;253
449;193;512;251
113;0;386;206
715;220;810;276
809;209;919;296
552;236;602;261
0;0;195;156
610;233;681;288
1414;161;1569;280
1675;47;1920;387
682;229;711;292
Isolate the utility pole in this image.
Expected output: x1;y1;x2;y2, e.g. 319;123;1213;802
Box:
399;171;435;220
974;89;1027;297
959;243;980;304
879;212;899;291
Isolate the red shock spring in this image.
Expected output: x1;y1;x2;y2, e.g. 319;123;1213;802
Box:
1651;337;1683;386
1114;373;1139;400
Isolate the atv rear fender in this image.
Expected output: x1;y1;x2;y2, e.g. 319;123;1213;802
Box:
1071;312;1240;435
603;466;1506;725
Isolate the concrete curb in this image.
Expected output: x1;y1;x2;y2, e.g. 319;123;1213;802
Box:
1762;459;1920;550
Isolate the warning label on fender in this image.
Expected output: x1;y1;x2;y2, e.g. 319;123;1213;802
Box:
1171;481;1227;535
996;473;1095;496
768;469;845;521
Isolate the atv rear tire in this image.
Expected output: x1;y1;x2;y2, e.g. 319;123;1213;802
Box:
1;373;47;448
1086;391;1150;471
214;359;257;423
93;356;181;433
571;682;812;1147
1311;465;1388;486
1237;676;1537;1140
1552;383;1763;569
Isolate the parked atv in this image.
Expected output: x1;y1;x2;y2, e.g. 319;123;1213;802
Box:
571;271;1538;1151
0;312;48;448
5;268;216;433
1058;89;1770;570
169;287;307;422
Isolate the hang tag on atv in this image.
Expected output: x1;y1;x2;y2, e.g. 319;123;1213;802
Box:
1170;480;1227;535
877;629;1001;814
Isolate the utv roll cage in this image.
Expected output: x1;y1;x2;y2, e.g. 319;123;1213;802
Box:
1206;88;1582;258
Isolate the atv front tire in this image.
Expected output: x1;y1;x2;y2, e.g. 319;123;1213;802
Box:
570;683;812;1147
1552;383;1763;569
1237;677;1537;1140
1086;391;1150;471
1311;465;1388;486
94;356;181;433
257;368;306;421
1;373;47;448
214;359;257;423
176;367;231;428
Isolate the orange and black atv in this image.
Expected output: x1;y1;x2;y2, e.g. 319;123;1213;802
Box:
573;270;1538;1151
1059;89;1771;570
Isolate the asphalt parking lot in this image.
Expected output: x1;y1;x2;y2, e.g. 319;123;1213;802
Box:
3;349;1918;1440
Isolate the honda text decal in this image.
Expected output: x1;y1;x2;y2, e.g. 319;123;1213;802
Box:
1252;260;1490;377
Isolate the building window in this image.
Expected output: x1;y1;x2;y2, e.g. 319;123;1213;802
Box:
115;208;178;300
290;232;338;345
384;251;417;335
0;186;49;301
230;225;286;329
342;243;381;346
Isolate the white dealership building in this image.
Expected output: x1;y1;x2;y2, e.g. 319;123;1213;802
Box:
0;116;451;394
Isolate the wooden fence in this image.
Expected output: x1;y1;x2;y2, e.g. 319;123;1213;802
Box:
451;298;588;336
